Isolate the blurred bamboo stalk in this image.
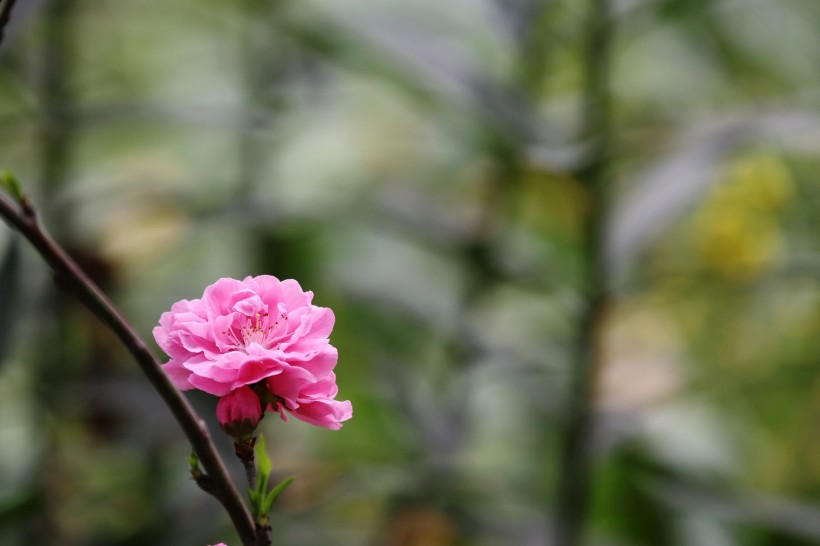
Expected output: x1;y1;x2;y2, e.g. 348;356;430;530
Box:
553;0;614;544
27;3;77;543
40;0;75;212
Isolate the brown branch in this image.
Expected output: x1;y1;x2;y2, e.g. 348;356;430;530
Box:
0;193;257;546
0;0;19;49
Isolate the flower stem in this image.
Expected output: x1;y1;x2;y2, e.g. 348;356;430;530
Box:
235;438;257;489
0;193;258;546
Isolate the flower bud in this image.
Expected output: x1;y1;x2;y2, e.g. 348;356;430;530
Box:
216;386;263;441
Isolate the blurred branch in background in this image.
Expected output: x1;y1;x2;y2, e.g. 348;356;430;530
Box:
553;0;613;544
657;481;820;542
0;0;17;48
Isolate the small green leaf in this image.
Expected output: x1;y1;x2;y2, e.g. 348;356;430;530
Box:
255;434;272;478
248;489;259;519
188;450;205;480
249;434;272;521
261;476;294;515
0;170;23;203
247;434;292;524
250;474;267;520
256;472;268;500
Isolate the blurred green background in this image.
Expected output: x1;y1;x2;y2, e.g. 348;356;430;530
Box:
0;0;819;545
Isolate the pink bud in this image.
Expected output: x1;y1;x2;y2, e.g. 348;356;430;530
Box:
216;386;263;440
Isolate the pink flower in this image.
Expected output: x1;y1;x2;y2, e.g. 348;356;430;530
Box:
209;543;227;546
154;275;352;430
216;386;263;440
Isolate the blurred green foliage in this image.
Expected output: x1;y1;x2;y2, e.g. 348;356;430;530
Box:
0;0;819;545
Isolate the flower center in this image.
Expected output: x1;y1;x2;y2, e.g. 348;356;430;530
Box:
224;311;288;351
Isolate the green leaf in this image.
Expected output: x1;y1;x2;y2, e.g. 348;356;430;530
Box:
255;473;268;498
188;450;205;481
252;434;272;518
187;450;199;471
255;434;272;478
247;434;292;523
261;476;294;515
0;170;23;203
248;489;260;520
248;435;271;521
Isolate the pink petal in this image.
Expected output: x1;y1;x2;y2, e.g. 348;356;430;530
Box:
161;359;194;390
291;399;352;430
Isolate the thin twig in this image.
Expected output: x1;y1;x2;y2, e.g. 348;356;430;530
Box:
0;193;257;546
552;0;615;545
0;0;19;49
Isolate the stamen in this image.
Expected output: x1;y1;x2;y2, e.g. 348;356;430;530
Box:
223;309;288;352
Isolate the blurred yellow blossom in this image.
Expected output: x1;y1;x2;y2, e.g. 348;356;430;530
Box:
711;153;794;212
690;153;793;280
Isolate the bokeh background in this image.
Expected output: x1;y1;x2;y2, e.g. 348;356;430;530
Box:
0;0;819;545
